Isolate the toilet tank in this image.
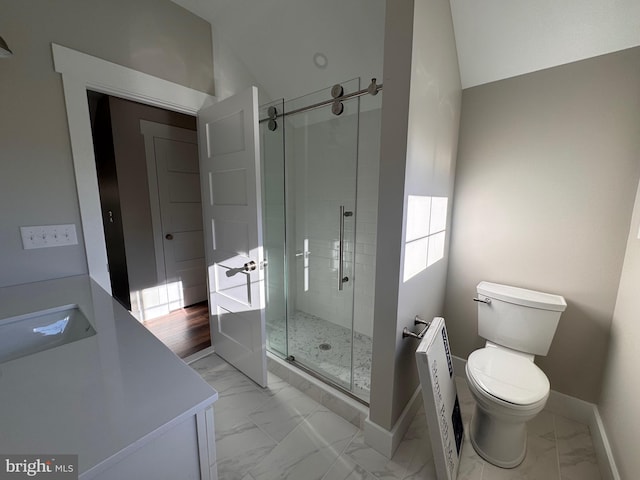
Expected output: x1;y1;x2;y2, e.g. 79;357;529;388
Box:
476;281;567;356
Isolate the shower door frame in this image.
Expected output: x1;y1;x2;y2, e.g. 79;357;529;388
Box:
261;78;382;404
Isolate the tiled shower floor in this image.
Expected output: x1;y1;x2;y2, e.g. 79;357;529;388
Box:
267;310;372;401
191;353;603;480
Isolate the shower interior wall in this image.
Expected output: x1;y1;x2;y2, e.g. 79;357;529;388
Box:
262;93;382;354
288;102;381;339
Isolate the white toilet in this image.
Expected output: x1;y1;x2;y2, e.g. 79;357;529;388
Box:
466;281;567;468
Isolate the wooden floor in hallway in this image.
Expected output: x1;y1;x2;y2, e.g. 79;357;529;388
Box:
143;302;211;358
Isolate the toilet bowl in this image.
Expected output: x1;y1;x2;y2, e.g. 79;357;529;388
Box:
467;281;566;468
465;346;549;467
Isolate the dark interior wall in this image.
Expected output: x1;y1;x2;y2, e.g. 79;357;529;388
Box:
108;96;196;293
88;93;131;309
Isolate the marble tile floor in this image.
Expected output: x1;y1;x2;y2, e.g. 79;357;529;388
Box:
190;353;602;480
266;310;372;401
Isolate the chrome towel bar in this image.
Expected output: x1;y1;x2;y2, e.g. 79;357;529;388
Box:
402;315;431;339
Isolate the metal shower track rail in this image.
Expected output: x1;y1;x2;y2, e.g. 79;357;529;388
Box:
259;78;383;123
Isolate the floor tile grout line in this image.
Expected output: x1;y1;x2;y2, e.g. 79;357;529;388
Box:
245;411;283;448
198;354;602;480
242;381;326;448
319;430;361;480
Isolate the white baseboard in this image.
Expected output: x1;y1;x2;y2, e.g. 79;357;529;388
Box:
590;406;621;480
545;389;594;424
363;385;423;458
452;355;620;480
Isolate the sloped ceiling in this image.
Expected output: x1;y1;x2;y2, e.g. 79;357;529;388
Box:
173;0;640;93
171;0;386;101
450;0;640;88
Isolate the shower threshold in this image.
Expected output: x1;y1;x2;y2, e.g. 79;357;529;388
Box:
266;352;369;430
284;354;369;406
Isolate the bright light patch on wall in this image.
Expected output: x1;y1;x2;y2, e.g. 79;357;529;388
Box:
404;238;428;281
430;197;448;233
427;231;446;267
406;195;431;241
403;196;448;282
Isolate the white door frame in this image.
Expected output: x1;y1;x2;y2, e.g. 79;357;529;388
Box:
51;43;216;294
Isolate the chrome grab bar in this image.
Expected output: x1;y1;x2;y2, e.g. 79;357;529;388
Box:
338;206;353;291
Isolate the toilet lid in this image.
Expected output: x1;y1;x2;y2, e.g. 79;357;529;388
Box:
467;348;549;405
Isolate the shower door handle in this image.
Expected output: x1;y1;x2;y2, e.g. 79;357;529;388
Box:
338;206;353;291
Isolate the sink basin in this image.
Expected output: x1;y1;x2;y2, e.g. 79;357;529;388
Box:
0;304;96;364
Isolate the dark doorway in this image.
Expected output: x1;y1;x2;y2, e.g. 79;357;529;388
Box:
87;92;211;357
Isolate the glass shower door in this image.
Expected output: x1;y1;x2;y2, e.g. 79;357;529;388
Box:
284;79;360;391
260;99;287;358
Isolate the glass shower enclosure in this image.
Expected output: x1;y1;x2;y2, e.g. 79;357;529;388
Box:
260;79;375;402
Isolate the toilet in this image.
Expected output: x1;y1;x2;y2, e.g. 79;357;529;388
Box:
466;281;567;468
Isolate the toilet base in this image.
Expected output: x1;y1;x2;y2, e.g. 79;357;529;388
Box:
469;405;527;468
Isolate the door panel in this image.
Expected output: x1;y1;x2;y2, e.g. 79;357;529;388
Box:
212;220;250;255
211;169;249;206
198;87;267;386
168;204;204;231
173;232;205;262
140;120;207;310
167;173;202;202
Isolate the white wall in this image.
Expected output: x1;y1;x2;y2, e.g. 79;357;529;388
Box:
599;178;640;479
445;47;640;402
450;0;640;88
369;0;461;430
210;25;270;102
0;0;213;287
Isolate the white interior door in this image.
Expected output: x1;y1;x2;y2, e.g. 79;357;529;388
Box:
140;121;207;314
198;87;267;387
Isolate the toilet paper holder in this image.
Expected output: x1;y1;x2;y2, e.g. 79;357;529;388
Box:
402;315;431;339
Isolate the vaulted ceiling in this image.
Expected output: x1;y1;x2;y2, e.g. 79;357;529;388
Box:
172;0;640;97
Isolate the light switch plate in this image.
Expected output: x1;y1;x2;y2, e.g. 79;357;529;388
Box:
20;224;78;250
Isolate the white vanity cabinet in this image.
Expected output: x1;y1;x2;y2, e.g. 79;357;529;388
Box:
0;276;218;480
91;407;217;480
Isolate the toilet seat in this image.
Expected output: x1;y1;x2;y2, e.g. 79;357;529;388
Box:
467;348;549;406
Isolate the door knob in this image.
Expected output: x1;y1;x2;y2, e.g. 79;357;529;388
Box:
165;233;173;240
243;260;257;272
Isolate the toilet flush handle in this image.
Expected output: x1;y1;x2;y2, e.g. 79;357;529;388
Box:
473;297;492;305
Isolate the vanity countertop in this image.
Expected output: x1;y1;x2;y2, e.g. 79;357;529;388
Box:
0;275;218;477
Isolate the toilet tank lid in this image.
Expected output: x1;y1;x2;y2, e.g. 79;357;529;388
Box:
477;281;567;312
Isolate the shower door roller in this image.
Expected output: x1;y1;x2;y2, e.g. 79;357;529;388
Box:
243;260;257;272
